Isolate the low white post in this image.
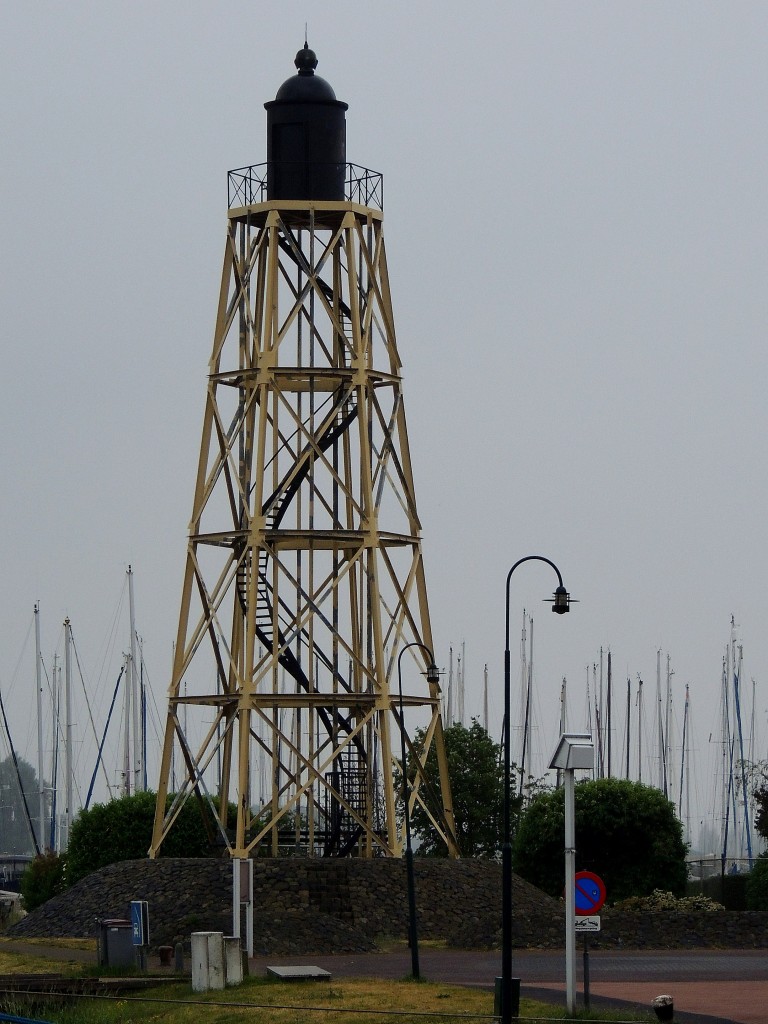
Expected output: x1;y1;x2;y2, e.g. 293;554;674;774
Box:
224;935;243;985
191;931;210;992
191;931;225;992
232;859;241;939
207;931;225;990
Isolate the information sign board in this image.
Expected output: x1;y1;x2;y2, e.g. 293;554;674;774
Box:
574;915;601;932
130;900;149;946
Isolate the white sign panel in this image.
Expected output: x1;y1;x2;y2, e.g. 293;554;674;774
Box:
574;915;601;932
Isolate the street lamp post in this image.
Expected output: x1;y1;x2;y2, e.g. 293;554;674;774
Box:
502;556;571;1024
397;641;440;981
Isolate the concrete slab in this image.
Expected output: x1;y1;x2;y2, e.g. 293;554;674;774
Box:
266;965;332;981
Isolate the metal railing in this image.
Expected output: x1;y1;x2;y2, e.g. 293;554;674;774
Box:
227;162;383;210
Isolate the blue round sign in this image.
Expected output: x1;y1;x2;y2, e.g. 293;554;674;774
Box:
574;871;606;915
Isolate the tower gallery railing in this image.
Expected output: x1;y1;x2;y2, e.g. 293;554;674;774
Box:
227;162;383;210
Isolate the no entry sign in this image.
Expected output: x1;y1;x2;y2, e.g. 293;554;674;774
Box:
574;871;606;916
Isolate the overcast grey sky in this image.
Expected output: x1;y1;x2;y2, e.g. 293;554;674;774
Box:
2;1;767;851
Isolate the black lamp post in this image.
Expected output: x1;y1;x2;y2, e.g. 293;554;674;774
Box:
397;641;440;981
502;556;571;1023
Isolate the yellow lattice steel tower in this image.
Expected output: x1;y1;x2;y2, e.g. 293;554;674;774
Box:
150;45;458;859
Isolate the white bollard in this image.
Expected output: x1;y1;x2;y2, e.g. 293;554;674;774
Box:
191;931;211;992
207;932;225;990
191;931;225;992
224;936;243;986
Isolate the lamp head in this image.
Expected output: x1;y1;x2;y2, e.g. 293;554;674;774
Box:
426;663;440;686
550;585;571;614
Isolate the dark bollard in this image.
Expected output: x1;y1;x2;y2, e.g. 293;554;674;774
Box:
653;994;674;1021
494;977;521;1019
174;941;184;972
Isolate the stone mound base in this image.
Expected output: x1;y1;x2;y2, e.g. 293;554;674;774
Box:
10;857;560;953
11;858;768;953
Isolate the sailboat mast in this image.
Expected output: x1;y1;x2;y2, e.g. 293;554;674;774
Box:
50;654;59;851
598;648;604;777
127;566;142;793
64;617;74;848
447;646;453;725
679;684;689;822
625;676;631;780
606;649;612;778
656;649;666;795
557;677;567;788
637;676;643;784
734;644;754;866
34;603;46;850
665;654;674;803
123;651;132;797
483;664;489;733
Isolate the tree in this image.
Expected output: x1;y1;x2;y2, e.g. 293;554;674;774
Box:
754;787;768;842
66;791;234;886
405;719;515;857
746;853;768;910
20;851;67;911
512;777;688;902
0;756;44;856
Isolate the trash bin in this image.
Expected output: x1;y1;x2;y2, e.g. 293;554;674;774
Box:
653;994;674;1021
98;918;135;968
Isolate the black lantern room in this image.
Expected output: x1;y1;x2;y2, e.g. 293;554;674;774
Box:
265;44;348;201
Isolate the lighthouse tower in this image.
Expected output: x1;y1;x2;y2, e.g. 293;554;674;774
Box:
150;45;458;859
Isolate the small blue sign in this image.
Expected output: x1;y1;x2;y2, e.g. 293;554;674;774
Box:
130;900;149;946
574;871;606;915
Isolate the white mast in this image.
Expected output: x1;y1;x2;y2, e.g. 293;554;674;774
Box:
483;664;489;733
598;647;604;777
636;675;644;784
448;643;454;724
128;566;142;792
557;676;567;788
459;640;466;727
51;653;59;852
656;649;665;794
665;653;674;803
64;617;73;848
34;604;45;850
123;651;132;797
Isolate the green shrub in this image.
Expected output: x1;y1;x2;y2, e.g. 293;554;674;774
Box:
66;791;235;886
613;889;723;912
694;870;749;910
746;854;768;910
512;778;688;902
19;851;67;911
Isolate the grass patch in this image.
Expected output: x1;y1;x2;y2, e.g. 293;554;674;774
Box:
0;936;96;951
1;976;657;1024
0;943;655;1024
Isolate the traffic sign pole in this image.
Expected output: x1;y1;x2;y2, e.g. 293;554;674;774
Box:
565;770;576;1015
583;934;590;1010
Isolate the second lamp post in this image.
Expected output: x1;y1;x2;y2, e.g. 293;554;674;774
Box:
397;641;440;981
501;556;572;1023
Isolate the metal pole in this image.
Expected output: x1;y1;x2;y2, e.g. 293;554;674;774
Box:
502;556;568;1024
583;934;590;1010
397;641;437;981
64;618;73;848
35;604;45;850
128;566;142;792
565;768;576;1015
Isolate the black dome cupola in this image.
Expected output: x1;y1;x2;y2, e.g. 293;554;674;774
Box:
265;44;348;200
